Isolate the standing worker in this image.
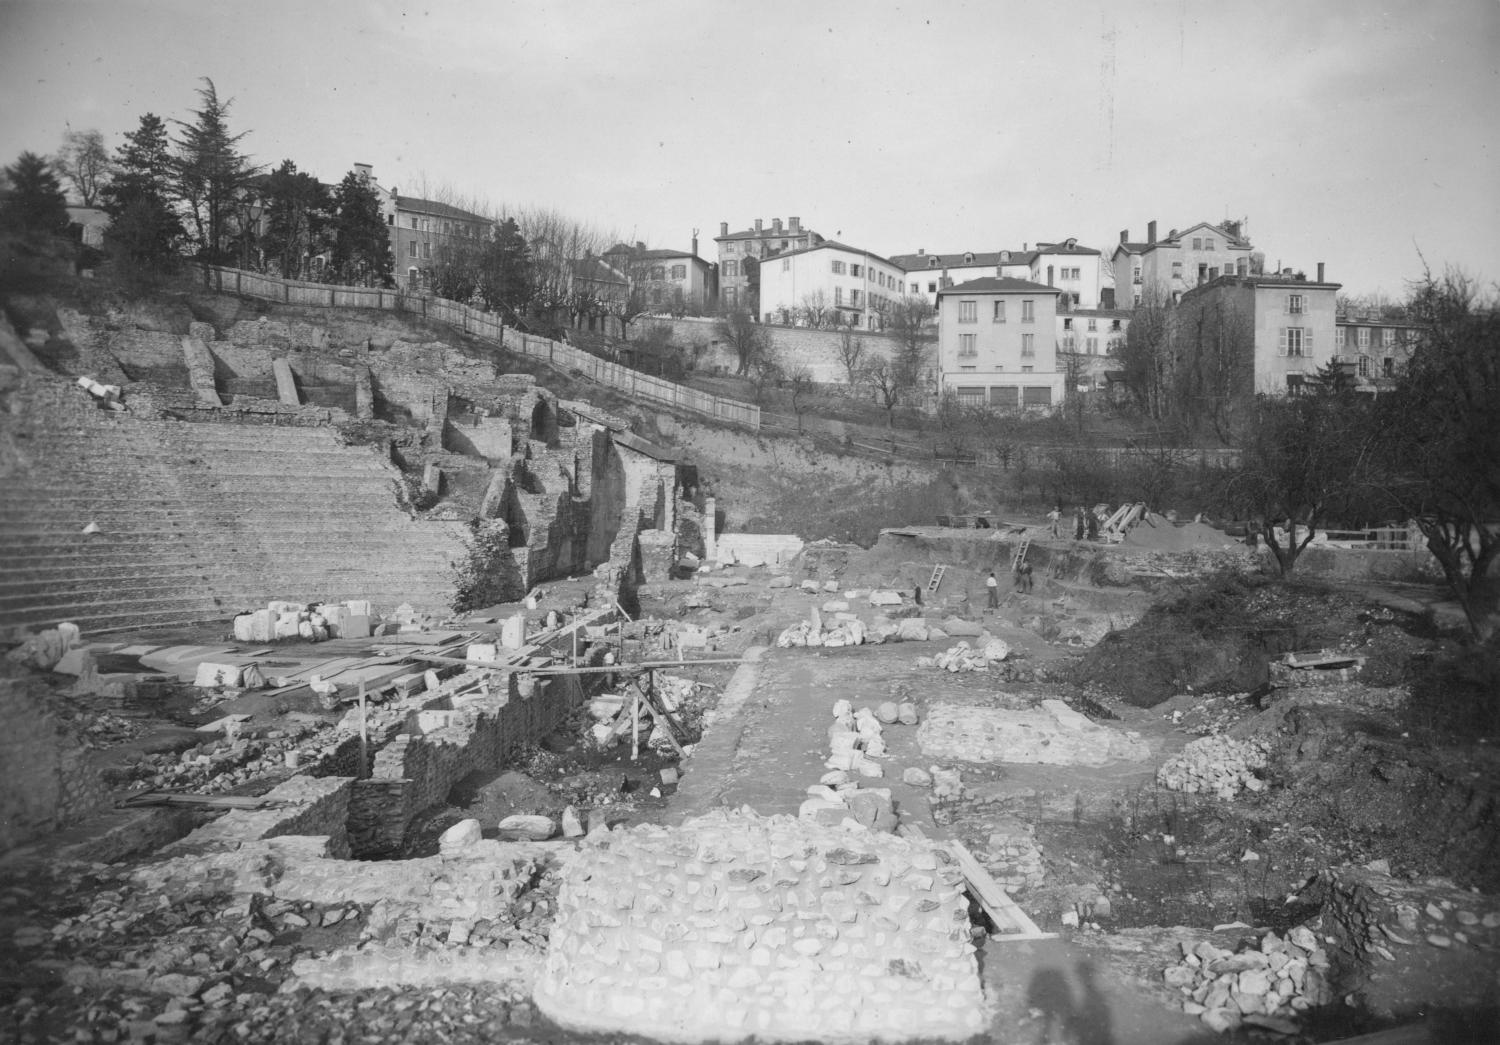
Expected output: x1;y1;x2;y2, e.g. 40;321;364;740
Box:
1014;559;1034;594
1047;504;1062;538
985;570;999;610
1074;507;1086;540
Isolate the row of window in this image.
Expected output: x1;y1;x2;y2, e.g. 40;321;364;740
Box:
1061;317;1122;332
957;299;1037;323
405;216;479;238
955;386;1054;407
1191;237;1217;251
1336;327;1405;349
1053;267;1083;280
957;332;1037;358
646;264;689;281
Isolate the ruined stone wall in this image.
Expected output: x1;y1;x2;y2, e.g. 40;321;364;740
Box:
162;775;356;858
347;671;586;856
0;674;112;853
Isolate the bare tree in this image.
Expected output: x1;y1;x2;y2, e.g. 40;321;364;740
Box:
785;364;815;432
835;327;865;389
798;290;832;329
747;342;782;403
1118;284;1177;425
1373;269;1500;639
57;128;111;206
512;205;617;337
1060;349;1089;434
714;308;771;376
1174;292;1252;442
1224;393;1377;575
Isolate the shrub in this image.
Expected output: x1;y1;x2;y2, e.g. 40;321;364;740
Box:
1408;636;1500;736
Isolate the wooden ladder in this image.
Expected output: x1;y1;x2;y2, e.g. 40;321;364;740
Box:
1010;537;1031;570
926;564;947;595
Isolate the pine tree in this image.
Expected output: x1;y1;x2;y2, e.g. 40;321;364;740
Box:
173;78;255;261
329;169;392;286
0;151;69;235
260;160;332;280
101;113;184;270
477;216;532;318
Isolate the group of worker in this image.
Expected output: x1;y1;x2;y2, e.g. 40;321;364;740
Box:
1047;503;1100;542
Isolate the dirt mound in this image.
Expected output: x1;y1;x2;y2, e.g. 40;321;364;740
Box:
1070;573;1431;707
1120;517;1239;553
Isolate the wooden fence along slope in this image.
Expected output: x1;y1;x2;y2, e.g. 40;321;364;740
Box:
194;265;761;430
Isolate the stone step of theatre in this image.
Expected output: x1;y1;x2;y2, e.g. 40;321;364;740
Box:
0;376;468;637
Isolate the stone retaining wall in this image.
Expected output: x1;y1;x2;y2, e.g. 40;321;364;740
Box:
534;808;986;1043
0;674;112;852
347;671;586;857
161;775;355;857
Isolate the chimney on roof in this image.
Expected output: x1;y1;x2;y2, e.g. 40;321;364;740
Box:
354;163;372;182
1120;228;1129;244
790;216;801;232
1317;262;1325;283
636;241;646;252
772;218;783;233
719;221;728;237
918;248;925;256
1147;220;1157;244
1047;265;1054;287
754;218;763;233
692;230;699;257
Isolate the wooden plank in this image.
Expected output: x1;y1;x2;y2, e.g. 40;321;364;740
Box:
120;791;289;810
947;840;1057;941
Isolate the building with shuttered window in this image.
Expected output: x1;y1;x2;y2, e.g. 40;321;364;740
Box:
935;277;1066;410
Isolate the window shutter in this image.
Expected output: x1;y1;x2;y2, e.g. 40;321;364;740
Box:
1283;297;1289;315
1305;329;1313;355
1278;328;1287;356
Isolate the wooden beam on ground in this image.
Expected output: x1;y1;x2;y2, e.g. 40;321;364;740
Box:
119;791;290;810
947;839;1057;941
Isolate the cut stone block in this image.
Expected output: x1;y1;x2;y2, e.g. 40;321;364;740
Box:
500;613;526;650
498;814;556;841
341;615;372;639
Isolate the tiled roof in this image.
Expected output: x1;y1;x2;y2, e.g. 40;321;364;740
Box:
605;245;702;262
937;277;1062;296
888;250;1039;272
1035;241;1102;256
394;196;493;225
771;239;899;267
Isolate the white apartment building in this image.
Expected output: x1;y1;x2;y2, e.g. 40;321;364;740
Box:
936;277;1066;410
758;241;910;330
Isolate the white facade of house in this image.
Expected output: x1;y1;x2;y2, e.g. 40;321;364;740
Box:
936;277;1066;410
758;241;909;330
1179;272;1342;395
1112;220;1254;307
1027;239;1105;308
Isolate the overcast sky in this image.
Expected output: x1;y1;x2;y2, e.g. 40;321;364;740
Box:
2;0;1496;298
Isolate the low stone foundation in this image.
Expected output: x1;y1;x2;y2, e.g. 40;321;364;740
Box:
918;699;1149;766
160;775;355;857
534;808;987;1043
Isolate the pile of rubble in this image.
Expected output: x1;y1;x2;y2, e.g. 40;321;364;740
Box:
1161;926;1334;1034
230;599;441;644
120;718;339;795
920;637;1010;672
798;699;923;830
1156;735;1270;798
